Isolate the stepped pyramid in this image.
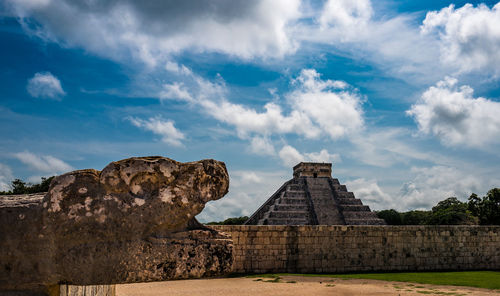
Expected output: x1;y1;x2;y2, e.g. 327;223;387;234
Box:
245;162;386;225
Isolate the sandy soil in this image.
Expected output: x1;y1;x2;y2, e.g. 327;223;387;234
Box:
116;275;499;296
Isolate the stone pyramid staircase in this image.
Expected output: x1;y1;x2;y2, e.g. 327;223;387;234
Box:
246;174;385;225
249;178;316;225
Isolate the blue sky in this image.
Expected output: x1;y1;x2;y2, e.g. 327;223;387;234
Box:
1;0;500;222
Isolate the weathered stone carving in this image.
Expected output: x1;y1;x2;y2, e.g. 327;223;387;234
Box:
0;157;232;295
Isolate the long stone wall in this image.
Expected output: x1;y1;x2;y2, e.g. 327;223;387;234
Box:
210;225;500;274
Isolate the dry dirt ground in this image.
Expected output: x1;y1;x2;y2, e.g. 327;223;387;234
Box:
116;275;500;296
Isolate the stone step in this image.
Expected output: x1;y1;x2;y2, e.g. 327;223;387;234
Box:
331;184;347;192
307;193;332;198
308;190;331;194
284;191;306;198
343;211;380;219
287;184;303;191
280;197;309;204
339;205;371;212
269;211;309;219
336;191;355;199
273;204;308;211
336;198;362;205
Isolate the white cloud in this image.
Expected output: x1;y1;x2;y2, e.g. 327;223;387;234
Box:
9;0;301;65
26;72;65;99
397;166;481;210
231;171;263;185
278;145;305;167
319;0;373;30
421;3;500;74
11;0;500;82
346;178;393;210
407;77;500;148
278;145;340;167
304;149;341;164
161;68;364;142
287;69;364;139
129;117;185;147
164;61;192;76
0;163;14;192
13;151;72;173
159;82;195;102
249;136;275;156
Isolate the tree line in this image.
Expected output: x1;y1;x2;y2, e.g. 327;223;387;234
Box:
376;188;500;225
0;177;54;195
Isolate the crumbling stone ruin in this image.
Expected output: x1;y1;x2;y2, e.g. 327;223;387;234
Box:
245;162;385;225
0;157;233;295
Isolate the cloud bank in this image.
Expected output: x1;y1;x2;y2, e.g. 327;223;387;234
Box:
408;77;500;148
8;0;301;65
421;3;500;75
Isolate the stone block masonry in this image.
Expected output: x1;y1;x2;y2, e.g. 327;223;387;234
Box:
211;225;500;274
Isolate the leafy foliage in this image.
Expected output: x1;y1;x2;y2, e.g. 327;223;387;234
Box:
377;195;493;225
468;188;500;225
400;210;431;225
0;176;54;195
376;209;402;225
426;197;477;225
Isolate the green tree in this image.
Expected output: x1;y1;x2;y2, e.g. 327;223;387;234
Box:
401;210;431;225
376;209;402;225
469;188;500;225
0;176;55;195
11;179;27;194
482;188;500;225
427;197;477;225
467;193;481;217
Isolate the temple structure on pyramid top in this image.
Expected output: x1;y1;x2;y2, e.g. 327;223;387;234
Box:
245;162;386;225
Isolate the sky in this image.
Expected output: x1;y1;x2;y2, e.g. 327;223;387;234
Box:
1;0;500;222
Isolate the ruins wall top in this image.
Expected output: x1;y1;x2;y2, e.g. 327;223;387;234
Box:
293;162;332;178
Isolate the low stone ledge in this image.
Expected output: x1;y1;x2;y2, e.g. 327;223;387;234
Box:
210;225;500;274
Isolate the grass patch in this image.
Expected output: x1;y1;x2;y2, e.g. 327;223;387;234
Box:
246;271;500;290
264;277;281;283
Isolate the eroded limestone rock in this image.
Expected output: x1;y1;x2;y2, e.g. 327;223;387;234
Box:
0;157;232;295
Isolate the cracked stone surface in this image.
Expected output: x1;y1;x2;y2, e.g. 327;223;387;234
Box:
0;156;232;295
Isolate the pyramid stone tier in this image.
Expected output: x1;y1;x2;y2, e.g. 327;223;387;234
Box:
245;162;386;225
